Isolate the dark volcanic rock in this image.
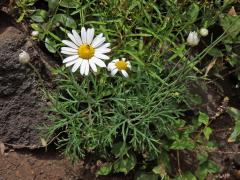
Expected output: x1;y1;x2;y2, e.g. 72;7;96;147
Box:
0;11;48;147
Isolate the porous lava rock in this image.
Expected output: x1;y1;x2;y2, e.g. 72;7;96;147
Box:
0;11;49;148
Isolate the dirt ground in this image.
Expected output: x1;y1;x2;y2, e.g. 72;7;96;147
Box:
209;77;240;180
0;146;133;180
0;149;85;180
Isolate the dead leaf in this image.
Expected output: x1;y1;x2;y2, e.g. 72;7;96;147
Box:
228;6;237;17
204;58;217;76
40;138;47;147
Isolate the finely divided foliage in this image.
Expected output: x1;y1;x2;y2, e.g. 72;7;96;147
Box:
45;0;198;162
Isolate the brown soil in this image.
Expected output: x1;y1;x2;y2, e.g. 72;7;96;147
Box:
0;149;85;180
208;77;240;180
0;147;132;180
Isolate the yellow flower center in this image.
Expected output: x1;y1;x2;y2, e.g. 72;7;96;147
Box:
78;44;95;59
115;60;127;70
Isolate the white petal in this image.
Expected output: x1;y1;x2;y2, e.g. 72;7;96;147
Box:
91;57;106;67
94;53;110;60
127;63;132;70
62;40;78;49
91;35;101;47
107;62;115;68
107;63;116;71
89;61;97;72
121;70;129;77
65;59;78;67
95;47;111;54
61;50;77;55
112;59;119;63
86;28;95;44
63;55;79;63
98;43;110;49
81;27;87;44
84;62;90;76
72;30;82;45
111;69;118;76
92;37;106;48
61;47;78;53
71;61;82;72
91;33;104;46
122;58;126;61
80;60;87;75
67;32;80;46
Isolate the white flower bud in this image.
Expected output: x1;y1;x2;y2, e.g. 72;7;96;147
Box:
200;28;209;37
31;31;39;37
19;50;30;64
187;31;200;46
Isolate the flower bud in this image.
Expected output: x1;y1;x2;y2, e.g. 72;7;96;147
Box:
31;31;39;37
187;31;200;46
228;6;237;16
19;50;30;64
200;28;209;37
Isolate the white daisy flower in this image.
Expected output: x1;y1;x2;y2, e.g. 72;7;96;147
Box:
60;27;111;76
107;58;131;78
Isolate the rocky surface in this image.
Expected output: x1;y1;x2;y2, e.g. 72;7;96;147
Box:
0;11;48;147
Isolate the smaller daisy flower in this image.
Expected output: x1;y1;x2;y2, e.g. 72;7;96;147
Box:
187;31;200;47
107;58;131;77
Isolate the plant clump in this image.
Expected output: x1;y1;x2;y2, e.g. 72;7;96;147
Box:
17;0;240;179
